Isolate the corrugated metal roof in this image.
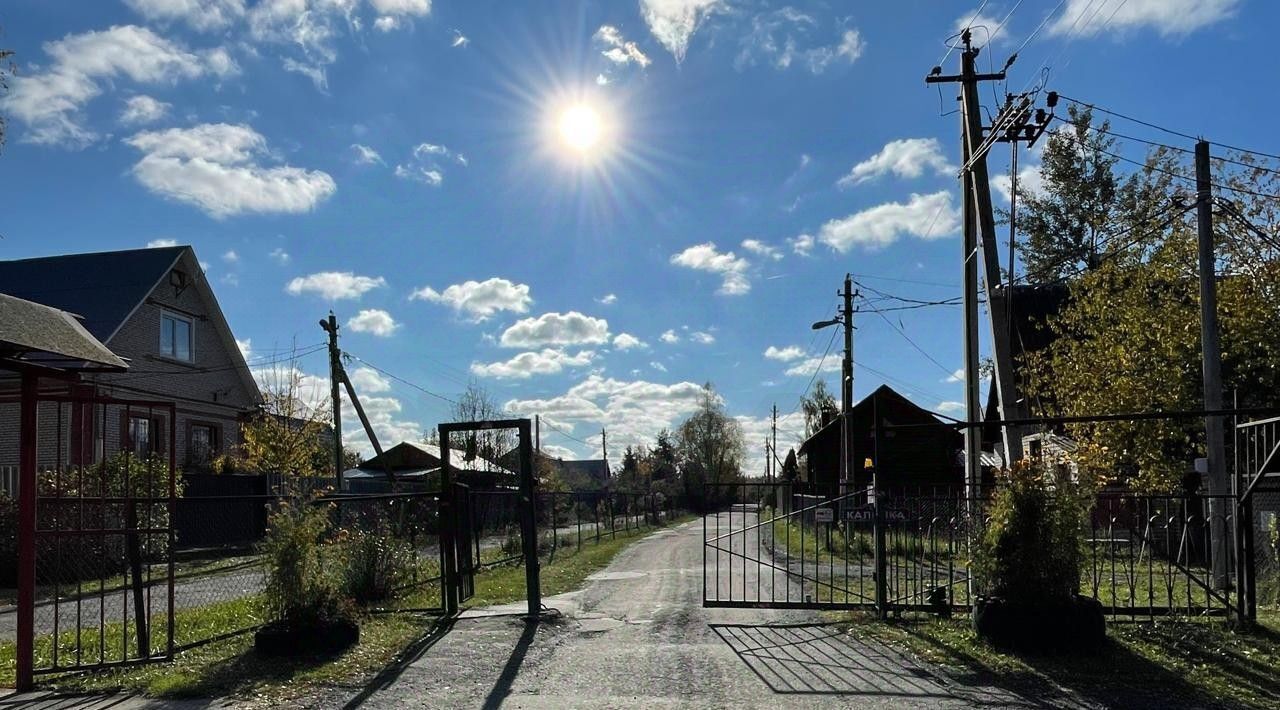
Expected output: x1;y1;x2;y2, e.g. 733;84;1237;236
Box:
0;246;186;341
0;292;128;371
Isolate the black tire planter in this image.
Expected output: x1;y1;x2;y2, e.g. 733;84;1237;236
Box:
254;618;360;657
973;595;1106;653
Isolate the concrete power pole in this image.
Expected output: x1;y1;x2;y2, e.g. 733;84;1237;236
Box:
841;276;856;495
927;29;1025;469
1196;140;1230;589
771;403;778;483
321;312;343;486
601;428;608;479
535;414;541;456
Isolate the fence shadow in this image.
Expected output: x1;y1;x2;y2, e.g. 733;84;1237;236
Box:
709;622;988;701
342;615;457;709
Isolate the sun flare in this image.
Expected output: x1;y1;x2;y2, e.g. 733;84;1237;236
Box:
558;103;603;153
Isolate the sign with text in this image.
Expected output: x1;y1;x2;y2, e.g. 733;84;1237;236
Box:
844;505;913;525
814;507;834;523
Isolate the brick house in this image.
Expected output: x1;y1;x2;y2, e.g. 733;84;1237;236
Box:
0;245;261;471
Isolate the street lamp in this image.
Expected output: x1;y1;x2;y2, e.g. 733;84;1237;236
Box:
811;318;841;331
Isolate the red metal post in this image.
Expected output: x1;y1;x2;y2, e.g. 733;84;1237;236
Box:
16;372;39;691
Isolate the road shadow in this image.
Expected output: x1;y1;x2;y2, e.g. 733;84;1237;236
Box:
0;690;217;709
710;621;987;701
479;620;538;710
342;616;458;709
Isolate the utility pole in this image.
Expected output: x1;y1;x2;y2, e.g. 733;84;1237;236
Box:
601;428;608;477
771;403;778;483
841;276;856;496
1197;140;1230;589
321;312;343;486
535;414;541;456
927;29;1026;467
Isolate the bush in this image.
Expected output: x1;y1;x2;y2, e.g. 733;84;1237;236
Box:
0;492;15;587
260;497;353;628
973;458;1094;606
339;519;416;604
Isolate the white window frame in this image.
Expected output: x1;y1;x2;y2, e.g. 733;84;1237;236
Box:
160;310;195;362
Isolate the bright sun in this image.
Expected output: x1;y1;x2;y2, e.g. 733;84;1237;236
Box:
558;104;603;153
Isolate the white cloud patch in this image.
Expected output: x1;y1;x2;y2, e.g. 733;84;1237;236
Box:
764;345;806;362
736;9;864;73
595;25;651;69
349;366;391;393
3;25;236;148
347;308;399;336
690;331;715;345
784;354;842;377
369;1;432;32
286;271;386;300
394;141;465;186
500;312;611;349
471;349;595;379
816;191;960;252
660;329;680;344
124;0;247;32
740;238;782;261
125;123;336;218
269;247;290;264
670;242;751;295
612;333;647;350
597;293;618;305
787;234;815;256
838;138;953;186
146;238;178;248
936;400;966;415
1048;0;1239;38
944;368;965;383
650;361;668;372
236;337;252;360
992;164;1044;203
451;29;470;47
410;277;532;321
222;249;239;263
119;95;171;126
640;0;723;62
350;143;383;165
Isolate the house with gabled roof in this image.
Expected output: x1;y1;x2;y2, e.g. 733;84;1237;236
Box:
0;245;261;470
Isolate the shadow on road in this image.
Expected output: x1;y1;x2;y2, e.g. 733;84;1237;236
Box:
342;616;458;710
710;622;959;700
479;620;538;710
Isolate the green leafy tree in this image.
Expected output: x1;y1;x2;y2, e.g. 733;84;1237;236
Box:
676;383;745;508
243;361;331;477
781;448;799;481
800;379;838;438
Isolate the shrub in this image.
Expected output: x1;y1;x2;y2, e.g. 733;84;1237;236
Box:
973;458;1094;605
260;497;352;628
339;520;416;604
0;492;15;587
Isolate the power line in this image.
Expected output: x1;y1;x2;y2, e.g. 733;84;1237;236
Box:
856;293;955;377
105;344;327;382
342;353;458;407
539;418;593;447
785;325;839;423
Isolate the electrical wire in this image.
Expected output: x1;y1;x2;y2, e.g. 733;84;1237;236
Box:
342;353;458;407
856;293;955;377
539;417;594;447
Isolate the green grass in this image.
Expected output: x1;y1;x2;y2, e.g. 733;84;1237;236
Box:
4;514;693;703
845;611;1280;709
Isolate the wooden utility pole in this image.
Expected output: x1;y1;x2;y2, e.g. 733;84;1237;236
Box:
601;428;608;477
927;29;1025;467
321;312;343;486
1196;140;1230;588
771;403;778;482
840;275;856;495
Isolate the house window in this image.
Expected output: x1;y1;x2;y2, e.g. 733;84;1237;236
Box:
190;424;218;467
128;416;154;457
160;311;193;361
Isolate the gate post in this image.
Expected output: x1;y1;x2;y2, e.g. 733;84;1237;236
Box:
438;425;458;616
16;373;38;692
873;398;888;619
517;419;541;617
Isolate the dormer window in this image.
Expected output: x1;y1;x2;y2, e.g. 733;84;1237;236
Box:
160;311;193;361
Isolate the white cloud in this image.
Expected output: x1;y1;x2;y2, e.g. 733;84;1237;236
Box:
3;25;235;148
660;329;680;344
736;9;864;73
597;293;618;305
347;308;399;336
764;345;805;362
690;331;715;345
394;165;443;186
650;361;668;372
595;25;651;68
471;349;596;379
146;238;178;248
349;366;391;393
286;271;387;300
670;242;751;295
125;123;336;218
740;238;782;261
944;368;964;383
269;247;290;264
936;401;965;415
612;333;647;350
394;142;464;186
451;29;470;47
838;138;953;186
816;191;960;252
410;277;532;321
1048;0;1239;38
221;249;238;263
236;337;252;360
504;374;710;466
119;95;171;126
221;272;240;287
369;0;432;16
350;143;383;165
784;355;841;377
124;0;247;32
787;234;815;256
640;0;723;62
955;12;1005;45
992;164;1044;203
374;16;401;32
500;312;611;348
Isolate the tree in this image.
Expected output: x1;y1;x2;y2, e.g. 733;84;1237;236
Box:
242;360;332;477
676;383;745;508
1019;137;1280;492
781;448;799;481
447;380;513;468
800;379;838;438
0;42;13;152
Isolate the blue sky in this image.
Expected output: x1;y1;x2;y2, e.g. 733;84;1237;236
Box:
0;0;1272;469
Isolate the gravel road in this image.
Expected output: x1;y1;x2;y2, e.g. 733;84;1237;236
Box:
317;509;1040;709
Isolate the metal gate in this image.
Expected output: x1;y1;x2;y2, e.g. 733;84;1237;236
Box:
17;395;177;683
702;482;977;613
450;482;476;604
